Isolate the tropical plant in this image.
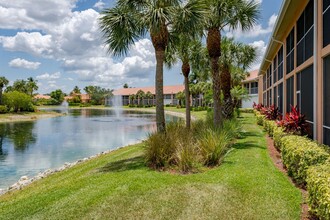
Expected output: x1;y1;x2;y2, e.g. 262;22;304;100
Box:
261;105;282;121
26;77;38;96
204;0;260;126
277;106;309;136
0;76;9;105
84;86;112;105
176;91;185;107
71;86;81;95
50;89;65;105
219;37;257;118
99;0;206;132
136;90;145;106
253;102;264;111
231;85;249;116
145;91;153;106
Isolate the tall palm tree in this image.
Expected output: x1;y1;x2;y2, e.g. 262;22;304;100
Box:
99;0;206;132
26;77;38;97
205;0;260;126
166;35;204;129
219;37;256;118
0;76;9;105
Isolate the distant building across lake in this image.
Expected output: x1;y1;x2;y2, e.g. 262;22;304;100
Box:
107;85;185;106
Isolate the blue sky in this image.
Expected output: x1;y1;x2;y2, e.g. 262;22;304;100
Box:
0;0;282;94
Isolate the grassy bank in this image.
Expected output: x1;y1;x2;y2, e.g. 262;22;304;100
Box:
0;113;302;219
0;111;64;123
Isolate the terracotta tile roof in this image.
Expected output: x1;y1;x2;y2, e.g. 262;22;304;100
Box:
243;70;259;82
113;85;185;96
80;94;90;100
34;94;51;99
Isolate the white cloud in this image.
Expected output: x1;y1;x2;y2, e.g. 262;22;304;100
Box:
36;72;61;80
249;40;267;71
8;58;41;69
93;1;105;10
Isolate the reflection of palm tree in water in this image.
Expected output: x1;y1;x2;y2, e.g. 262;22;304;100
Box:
0;124;8;160
7;122;36;151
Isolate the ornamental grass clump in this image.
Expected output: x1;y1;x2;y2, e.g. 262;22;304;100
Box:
145;116;240;173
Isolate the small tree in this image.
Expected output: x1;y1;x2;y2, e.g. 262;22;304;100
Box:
176;91;185;107
136;90;145;107
145;91;153;106
50;89;65;105
3;91;34;112
0;76;9;105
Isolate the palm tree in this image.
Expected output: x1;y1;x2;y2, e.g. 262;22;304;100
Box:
166;35;204;129
26;77;38;97
72;86;81;95
0;77;9;105
99;0;206;132
219;37;256;118
205;0;260;126
136;90;145;106
145;91;153;106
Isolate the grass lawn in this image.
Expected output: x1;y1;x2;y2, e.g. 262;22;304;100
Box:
0;113;302;219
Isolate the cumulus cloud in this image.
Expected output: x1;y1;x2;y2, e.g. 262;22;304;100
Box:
8;58;41;69
93;1;105;10
249;40;267;71
36;72;61;80
226;14;278;39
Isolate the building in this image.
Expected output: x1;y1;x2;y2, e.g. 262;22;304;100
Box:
108;85;185;106
258;0;330;144
241;70;260;108
34;94;51;100
64;93;91;103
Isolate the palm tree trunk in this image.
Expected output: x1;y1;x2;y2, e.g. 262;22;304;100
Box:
184;76;191;129
207;28;222;127
221;64;233;118
211;57;222;126
155;50;166;133
0;89;3;105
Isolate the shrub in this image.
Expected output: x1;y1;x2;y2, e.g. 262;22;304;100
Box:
273;126;286;150
3;91;33;112
69;103;80;107
0;105;8;114
280;135;329;185
255;111;265;126
307;161;330;219
252;102;264;111
239;108;254;113
198;128;231;166
261;105;282;120
263;120;278;137
277;106;309;136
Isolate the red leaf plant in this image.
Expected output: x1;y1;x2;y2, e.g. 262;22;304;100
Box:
261;105;282;121
253;102;264;111
277;106;309;136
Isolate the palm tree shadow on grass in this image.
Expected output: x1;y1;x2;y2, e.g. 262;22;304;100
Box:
98;156;145;173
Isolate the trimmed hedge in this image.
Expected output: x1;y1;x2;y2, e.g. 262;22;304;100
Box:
280;135;329;186
307;161;330;219
255;112;265;126
239;108;254;113
273;126;286;150
263;120;278;137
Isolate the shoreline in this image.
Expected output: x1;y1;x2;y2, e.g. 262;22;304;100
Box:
0;111;65;123
0;108;189;196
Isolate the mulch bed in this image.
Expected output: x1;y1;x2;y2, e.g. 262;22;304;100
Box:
265;135;315;220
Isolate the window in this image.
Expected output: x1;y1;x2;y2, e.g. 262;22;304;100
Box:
164;94;172;99
263;75;266;91
244;83;250;93
274;86;277;107
273;56;278;83
278;83;283;114
324;0;330;47
251;82;258;94
297;0;314;66
263;93;266;105
286;76;294;113
278;47;284;80
269;89;272;106
286;28;295;74
297;65;314;137
324;55;330;145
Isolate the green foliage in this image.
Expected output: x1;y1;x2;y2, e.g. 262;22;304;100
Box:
145;117;240;172
307;161;330;219
3;91;34;112
263;120;278;137
255;111;265;126
4;78;38;96
50;89;65;105
0;105;8;113
280;135;329;186
273;126;287;150
240;108;254;113
84;85;112;105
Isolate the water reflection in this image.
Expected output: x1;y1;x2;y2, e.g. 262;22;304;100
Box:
0;109;176;188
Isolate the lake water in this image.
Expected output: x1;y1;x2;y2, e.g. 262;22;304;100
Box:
0;109;176;189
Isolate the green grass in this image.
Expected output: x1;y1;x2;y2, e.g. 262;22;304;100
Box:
0;113;302;219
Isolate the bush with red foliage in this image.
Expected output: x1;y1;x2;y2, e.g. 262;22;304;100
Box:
277;106;309;136
253;102;264;111
260;105;282;120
